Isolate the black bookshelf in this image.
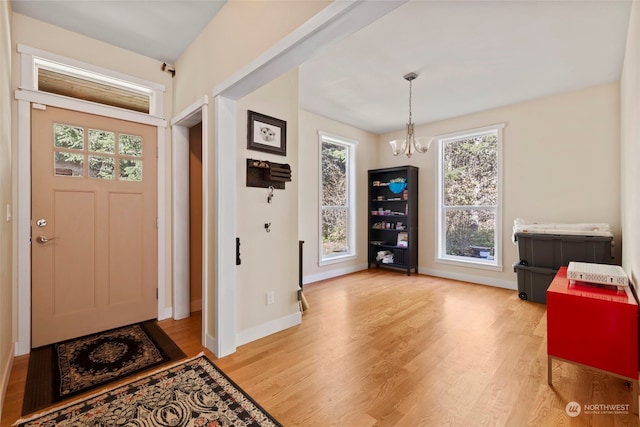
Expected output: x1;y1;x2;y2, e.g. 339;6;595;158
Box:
368;166;418;275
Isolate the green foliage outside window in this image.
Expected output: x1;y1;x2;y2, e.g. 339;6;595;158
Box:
443;133;497;257
321;141;348;255
53;123;142;181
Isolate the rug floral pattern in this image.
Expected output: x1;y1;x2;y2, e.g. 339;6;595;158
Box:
17;355;282;427
56;324;164;396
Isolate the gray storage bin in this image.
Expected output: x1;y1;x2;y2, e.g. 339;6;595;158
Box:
514;232;613;270
514;264;557;304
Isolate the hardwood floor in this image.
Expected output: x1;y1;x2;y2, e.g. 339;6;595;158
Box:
2;269;640;426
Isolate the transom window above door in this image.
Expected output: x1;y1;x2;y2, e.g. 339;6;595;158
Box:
53;122;144;181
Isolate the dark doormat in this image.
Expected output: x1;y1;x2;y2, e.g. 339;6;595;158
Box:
22;320;186;415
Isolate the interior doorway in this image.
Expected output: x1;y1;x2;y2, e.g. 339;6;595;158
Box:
189;123;203;313
171;96;209;348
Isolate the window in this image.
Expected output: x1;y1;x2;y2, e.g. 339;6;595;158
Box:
436;124;504;269
18;44;164;116
53;123;144;181
319;132;357;265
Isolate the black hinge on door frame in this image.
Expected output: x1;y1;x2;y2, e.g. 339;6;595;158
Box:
156;288;158;300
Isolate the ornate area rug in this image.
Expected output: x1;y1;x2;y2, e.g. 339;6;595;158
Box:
15;354;282;427
22;320;186;415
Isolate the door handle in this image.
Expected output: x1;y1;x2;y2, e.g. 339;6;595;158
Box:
35;235;55;244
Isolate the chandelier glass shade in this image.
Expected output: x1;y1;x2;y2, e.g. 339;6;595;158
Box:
389;72;433;158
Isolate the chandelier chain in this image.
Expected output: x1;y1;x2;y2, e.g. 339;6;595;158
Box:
408;79;413;125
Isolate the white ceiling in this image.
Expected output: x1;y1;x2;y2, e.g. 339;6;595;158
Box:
10;0;227;64
11;0;633;135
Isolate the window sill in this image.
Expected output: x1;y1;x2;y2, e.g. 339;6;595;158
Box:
436;256;503;272
319;253;357;267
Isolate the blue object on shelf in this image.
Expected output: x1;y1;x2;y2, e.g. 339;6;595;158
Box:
388;179;407;194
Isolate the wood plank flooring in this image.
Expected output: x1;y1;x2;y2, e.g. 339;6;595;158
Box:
2;269;640;426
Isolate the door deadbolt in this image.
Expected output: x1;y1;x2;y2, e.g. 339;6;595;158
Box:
36;218;47;227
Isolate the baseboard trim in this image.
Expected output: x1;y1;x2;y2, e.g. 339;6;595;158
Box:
205;332;217;356
419;266;518;290
190;299;202;313
236;312;302;347
303;263;367;285
0;342;15;417
158;306;173;321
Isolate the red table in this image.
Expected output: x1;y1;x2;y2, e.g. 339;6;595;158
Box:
547;266;638;414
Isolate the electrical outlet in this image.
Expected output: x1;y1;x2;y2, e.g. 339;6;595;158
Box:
266;291;275;305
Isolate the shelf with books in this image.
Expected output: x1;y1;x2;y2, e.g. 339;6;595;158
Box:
368;166;418;275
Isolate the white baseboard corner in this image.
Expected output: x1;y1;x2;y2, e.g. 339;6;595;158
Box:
303;263;368;285
205;333;217;356
236;311;302;347
419;266;518;290
157;306;173;321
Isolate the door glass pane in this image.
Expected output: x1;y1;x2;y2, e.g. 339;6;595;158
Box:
54;123;84;149
89;156;115;179
54;151;83;177
119;134;143;156
89;129;115;154
321;208;348;256
445;209;495;259
119;159;142;181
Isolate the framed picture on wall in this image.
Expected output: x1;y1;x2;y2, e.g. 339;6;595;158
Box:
247;110;287;156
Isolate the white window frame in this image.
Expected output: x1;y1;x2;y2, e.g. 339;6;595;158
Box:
17;44;164;118
435;123;504;270
318;131;358;266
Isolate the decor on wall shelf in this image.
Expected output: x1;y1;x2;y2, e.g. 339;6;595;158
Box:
247;110;287;156
246;159;292;189
389;72;434;158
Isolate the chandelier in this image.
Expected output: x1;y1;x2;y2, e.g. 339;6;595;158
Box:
389;72;434;158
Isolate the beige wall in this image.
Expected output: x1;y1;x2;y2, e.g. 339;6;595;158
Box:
236;69;299;334
173;0;328;114
379;82;621;288
0;0;13;415
172;0;330;343
298;110;379;282
621;1;640;284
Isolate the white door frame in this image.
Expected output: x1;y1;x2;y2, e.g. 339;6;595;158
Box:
14;93;167;355
170;96;209;352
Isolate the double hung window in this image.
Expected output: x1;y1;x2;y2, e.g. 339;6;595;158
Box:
319;132;357;264
436;124;503;268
